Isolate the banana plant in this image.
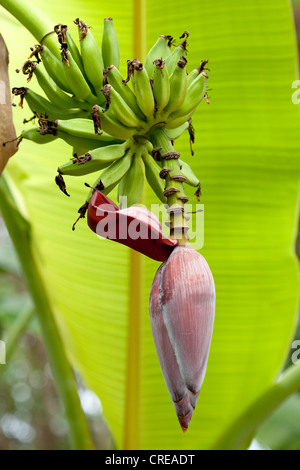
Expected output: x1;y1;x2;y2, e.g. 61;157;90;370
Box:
0;0;300;450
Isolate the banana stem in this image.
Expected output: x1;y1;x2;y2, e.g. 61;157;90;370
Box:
0;0;60;58
149;127;189;245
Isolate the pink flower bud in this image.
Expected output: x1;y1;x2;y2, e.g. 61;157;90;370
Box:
149;245;215;432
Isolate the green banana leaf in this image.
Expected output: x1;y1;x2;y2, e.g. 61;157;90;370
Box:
0;0;300;450
256;394;300;450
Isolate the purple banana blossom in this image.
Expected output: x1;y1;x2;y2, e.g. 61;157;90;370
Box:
149;245;215;432
87;191;215;431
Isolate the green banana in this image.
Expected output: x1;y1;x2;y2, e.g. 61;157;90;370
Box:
72;149;130;226
57;131;118;153
164;121;189;140
168;71;208;120
129;60;155;121
163;57;187;116
152;59;170;116
103;65;145;121
74;18;104;98
20;127;57;144
58;142;129;176
61;46;97;103
100;110;139;140
31;45;73;94
144;35;173;77
142;151;166;203
21;61;86;110
20;126;117;152
165;108;196;129
12;87;89;120
178;159;200;187
187;60;208;87
54;118;123;142
102;84;144;128
95;150;132;194
164;32;189;75
118;149;144;207
102;17;120;69
65;27;85;74
92;104;139;140
77;151;130;226
43;116;123;149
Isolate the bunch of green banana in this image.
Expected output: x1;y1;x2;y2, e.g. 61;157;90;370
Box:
12;20;209;228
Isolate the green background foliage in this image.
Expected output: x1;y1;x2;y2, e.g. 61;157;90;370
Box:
0;0;299;449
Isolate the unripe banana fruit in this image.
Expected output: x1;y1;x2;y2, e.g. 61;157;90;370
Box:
103;65;146;121
169;71;208;120
101;84;143;128
12;87;88;120
124;59;155;121
102;17;120;69
142;151;166;203
152;59;170;115
144;35;173;76
118;148;144;207
163;57;188;116
29;45;72;94
165;31;189;74
20;60;85;110
58;141;129;177
74;18;104;98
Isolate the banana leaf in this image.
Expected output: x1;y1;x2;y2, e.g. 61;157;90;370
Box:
256;394;300;450
0;0;300;449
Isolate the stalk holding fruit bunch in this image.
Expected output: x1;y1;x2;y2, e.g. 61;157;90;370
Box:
2;0;215;432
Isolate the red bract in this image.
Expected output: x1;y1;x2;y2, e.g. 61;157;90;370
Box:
87;191;177;262
149;245;215;432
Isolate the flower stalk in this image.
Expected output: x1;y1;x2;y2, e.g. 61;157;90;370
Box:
0;0;60;57
149;127;189;244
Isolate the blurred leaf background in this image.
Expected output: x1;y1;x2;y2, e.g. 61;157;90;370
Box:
0;0;299;450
